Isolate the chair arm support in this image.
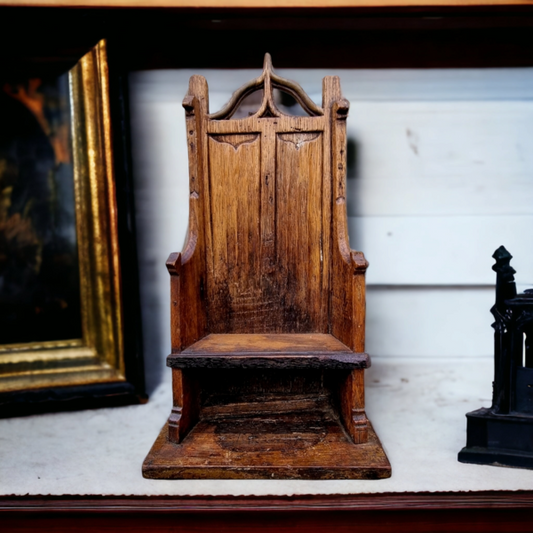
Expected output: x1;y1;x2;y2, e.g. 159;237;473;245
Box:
350;250;368;354
351;250;369;272
166;252;182;352
166;252;182;276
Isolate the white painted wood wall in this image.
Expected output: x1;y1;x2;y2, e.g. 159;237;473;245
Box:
129;68;533;392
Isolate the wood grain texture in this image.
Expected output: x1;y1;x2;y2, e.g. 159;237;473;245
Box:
327;77;369;352
340;369;369;443
207;133;262;332
2;492;533;512
149;59;388;479
143;419;389;479
168;369;200;443
182;333;354;354
168;354;369;369
168;333;369;368
204;115;329;334
276;132;326;331
3;507;533;533
171;76;209;352
174;69;368;361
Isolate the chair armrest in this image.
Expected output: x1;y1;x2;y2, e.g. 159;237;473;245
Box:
166;253;182;352
351;250;369;273
350;250;368;353
166;252;182;276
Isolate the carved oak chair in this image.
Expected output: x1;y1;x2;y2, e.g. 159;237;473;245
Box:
143;55;390;479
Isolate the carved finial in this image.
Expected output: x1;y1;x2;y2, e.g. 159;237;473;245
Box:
492;245;517;311
263;53;273;74
492;246;516;280
493;245;512;262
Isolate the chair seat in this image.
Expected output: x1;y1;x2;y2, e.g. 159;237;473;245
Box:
167;333;370;369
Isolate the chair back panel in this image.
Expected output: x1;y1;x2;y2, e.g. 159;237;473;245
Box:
205;121;329;334
179;56;361;342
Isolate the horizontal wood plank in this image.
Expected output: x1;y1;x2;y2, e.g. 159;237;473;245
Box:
2;509;533;533
167;334;369;368
1;492;533;511
143;419;389;479
167;354;370;369
183;333;353;354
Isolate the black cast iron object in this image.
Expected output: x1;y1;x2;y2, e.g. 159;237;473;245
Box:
459;246;533;469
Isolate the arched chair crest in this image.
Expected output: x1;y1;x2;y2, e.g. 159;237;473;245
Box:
209;53;323;120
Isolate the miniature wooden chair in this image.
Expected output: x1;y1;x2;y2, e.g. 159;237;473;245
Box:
143;55;391;479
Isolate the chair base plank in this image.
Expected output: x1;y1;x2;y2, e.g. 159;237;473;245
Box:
143;416;391;480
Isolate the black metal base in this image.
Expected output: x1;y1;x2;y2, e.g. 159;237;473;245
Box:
458;407;533;470
459;446;533;470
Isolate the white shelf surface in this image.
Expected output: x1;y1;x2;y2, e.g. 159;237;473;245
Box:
1;356;532;496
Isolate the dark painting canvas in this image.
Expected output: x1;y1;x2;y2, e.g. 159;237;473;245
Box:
0;75;81;345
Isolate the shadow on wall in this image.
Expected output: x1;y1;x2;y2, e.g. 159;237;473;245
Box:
128;77;190;394
346;136;363;250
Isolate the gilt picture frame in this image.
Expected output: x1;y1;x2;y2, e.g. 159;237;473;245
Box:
0;40;145;415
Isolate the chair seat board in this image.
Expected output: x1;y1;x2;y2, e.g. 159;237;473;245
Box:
167;334;369;369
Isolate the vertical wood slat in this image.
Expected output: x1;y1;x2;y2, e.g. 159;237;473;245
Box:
207;134;262;333
261;120;276;278
276;132;325;332
169;369;200;444
167;252;181;353
352;251;368;353
326;76;356;350
324;76;369;444
320;89;332;335
340;368;369;444
173;75;209;351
